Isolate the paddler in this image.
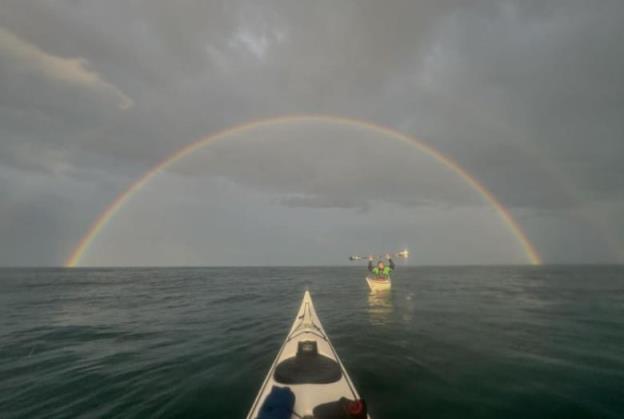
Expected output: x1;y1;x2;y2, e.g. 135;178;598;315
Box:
368;254;395;279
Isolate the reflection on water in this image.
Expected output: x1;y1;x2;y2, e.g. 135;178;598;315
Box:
367;290;393;325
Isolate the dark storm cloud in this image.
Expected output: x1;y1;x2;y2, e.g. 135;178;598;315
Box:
0;0;461;169
0;0;623;264
419;0;624;204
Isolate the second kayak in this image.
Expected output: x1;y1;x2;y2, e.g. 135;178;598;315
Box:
247;290;369;419
365;277;391;291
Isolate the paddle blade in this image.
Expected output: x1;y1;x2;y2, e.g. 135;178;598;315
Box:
397;249;409;259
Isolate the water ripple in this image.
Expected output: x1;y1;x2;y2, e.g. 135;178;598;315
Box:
0;266;623;418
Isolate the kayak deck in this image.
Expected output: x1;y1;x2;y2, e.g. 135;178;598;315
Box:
247;291;367;419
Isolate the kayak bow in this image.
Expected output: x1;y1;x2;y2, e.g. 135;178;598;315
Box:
365;277;391;291
247;290;369;419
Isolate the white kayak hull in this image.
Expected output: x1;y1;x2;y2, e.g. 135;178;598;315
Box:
366;277;391;291
247;290;368;419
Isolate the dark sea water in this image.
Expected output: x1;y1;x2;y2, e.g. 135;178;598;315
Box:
1;266;623;418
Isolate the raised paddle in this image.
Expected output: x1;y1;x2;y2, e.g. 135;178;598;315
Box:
349;249;409;261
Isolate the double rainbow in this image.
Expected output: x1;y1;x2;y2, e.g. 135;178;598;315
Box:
65;114;541;266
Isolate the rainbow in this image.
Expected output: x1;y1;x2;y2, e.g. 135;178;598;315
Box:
65;114;542;266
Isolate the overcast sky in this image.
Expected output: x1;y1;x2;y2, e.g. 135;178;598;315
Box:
1;0;622;266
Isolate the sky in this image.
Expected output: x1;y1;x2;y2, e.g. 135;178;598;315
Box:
0;0;623;266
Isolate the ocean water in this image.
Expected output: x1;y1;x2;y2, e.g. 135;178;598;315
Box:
1;266;623;418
